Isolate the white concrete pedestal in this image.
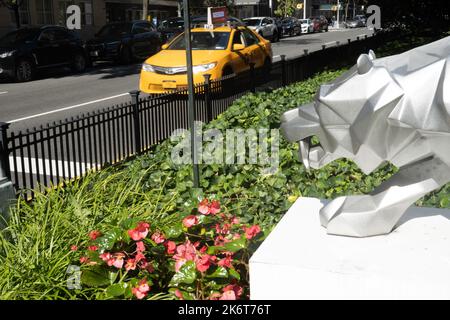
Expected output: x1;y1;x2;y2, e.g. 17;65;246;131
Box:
250;197;450;299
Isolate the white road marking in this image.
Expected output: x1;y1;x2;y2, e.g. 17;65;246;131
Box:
357;34;368;38
10;156;99;177
7;93;129;124
0;91;7;95
324;41;337;46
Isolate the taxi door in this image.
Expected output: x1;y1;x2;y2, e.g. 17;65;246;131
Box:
229;29;252;73
242;29;266;68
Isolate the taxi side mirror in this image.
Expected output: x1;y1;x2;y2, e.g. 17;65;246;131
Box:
232;43;245;51
161;43;169;50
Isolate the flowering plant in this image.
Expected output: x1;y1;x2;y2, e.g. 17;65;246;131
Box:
73;197;265;300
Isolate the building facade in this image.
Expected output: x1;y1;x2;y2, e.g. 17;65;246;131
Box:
0;0;178;39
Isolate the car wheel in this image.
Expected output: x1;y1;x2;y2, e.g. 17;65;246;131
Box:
71;52;87;73
15;59;34;82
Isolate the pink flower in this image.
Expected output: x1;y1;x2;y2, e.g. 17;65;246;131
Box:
220;284;243;300
210;200;220;214
99;252;114;266
198;199;211;215
164;241;176;255
182;215;199;228
135;252;146;263
136;241;145;253
70;245;78;251
244;225;261;239
87;245;98;251
196;254;213;273
79;256;89;264
112;253;125;269
173;240;197;272
132;279;150;300
231;216;239;225
88;230;101;240
125;258;137;271
151;232;166;244
175;289;184;300
128;222;150;241
218;256;233;269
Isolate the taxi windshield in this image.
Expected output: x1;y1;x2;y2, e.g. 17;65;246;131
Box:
168;32;230;50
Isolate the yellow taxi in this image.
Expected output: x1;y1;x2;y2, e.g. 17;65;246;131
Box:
139;25;272;93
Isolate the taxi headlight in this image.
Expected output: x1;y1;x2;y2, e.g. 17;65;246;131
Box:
142;63;155;72
192;62;217;74
0;50;15;59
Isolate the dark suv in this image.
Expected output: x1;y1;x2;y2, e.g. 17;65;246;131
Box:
86;20;162;64
0;26;88;82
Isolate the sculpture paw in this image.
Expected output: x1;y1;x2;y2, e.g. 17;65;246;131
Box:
320;195;401;237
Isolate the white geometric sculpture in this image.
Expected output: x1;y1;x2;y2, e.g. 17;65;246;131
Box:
281;36;450;237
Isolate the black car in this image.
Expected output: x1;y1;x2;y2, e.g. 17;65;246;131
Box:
158;17;184;43
0;26;88;82
86;20;162;64
281;17;301;37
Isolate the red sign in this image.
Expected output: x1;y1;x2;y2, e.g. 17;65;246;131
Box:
207;7;228;25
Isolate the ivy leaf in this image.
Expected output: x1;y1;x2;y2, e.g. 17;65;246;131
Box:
95;228;122;252
163;223;183;239
206;266;228;279
170;261;197;285
224;237;247;253
229;268;241;280
81;266;111;287
105;283;128;297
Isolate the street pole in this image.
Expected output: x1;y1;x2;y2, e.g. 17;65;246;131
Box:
304;0;306;19
182;0;200;188
336;0;340;29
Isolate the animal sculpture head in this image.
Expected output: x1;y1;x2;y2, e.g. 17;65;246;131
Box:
281;37;450;237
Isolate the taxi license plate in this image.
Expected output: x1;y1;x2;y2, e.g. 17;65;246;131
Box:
162;81;177;89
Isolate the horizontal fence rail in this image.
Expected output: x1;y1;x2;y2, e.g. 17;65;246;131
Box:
0;31;393;199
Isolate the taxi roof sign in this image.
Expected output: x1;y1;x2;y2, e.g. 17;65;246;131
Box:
206;6;228;29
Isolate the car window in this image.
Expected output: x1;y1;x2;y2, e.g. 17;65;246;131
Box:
54;29;69;41
168;32;230;50
263;18;270;25
244;19;261;27
232;31;244;45
39;29;56;42
242;29;258;47
133;23;152;34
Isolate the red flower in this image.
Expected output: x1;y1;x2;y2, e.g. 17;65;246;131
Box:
70;245;78;251
220;284;243;300
135;252;146;263
173;240;197;272
198;199;211;215
112;253;125;269
164;241;176;255
132;279;150;300
231;216;240;225
244;225;261;239
125;258;137;271
218;256;233;269
174;289;184;300
87;245;98;251
196;254;213;273
79;256;89;264
182;215;199;228
136;241;145;253
151;232;166;244
128;222;150;241
210;200;220;214
99;252;114;266
88;230;101;240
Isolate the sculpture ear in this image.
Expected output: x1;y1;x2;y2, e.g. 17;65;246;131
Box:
368;49;376;60
357;54;373;74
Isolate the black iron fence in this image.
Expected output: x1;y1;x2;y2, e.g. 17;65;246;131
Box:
0;31;394;199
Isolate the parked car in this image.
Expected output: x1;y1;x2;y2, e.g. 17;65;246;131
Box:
281;17;301;37
243;17;279;42
345;15;366;28
139;25;272;94
86;20;162;64
191;16;245;28
158;17;184;43
299;18;314;33
0;25;88;82
311;16;329;32
354;15;367;26
273;18;283;38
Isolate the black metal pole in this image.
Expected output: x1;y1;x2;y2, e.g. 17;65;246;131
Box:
130;90;141;155
0;122;11;181
183;0;199;188
203;74;212;123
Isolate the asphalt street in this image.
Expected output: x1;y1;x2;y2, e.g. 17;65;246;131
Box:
0;27;372;132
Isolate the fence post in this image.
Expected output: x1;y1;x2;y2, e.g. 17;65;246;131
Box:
249;62;256;93
203;74;212;122
280;54;287;86
129;90;141;155
0;122;11;181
